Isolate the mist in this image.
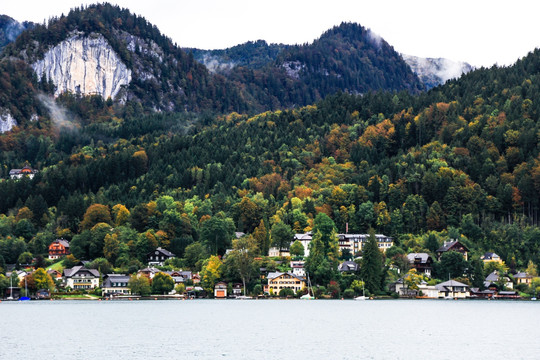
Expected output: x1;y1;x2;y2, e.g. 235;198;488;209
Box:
36;93;77;131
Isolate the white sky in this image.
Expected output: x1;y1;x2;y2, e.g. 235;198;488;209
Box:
3;0;540;67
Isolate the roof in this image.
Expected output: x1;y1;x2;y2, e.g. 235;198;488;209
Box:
63;266;100;278
338;261;359;272
51;239;70;248
267;271;305;281
514;272;532;279
338;233;393;242
235;232;246;239
436;240;469;253
407;253;432;264
102;274;130;287
435;279;469;291
481;252;500;260
294;232;313;241
147;247;175;258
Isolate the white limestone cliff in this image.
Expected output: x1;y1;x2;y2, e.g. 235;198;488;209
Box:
32;32;132;99
0;109;17;133
402;54;474;89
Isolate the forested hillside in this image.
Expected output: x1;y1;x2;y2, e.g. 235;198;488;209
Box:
0;4;539;297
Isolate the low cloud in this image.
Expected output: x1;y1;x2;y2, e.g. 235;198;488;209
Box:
37;93;77;131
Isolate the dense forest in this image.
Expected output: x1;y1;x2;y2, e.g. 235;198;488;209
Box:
0;4;539;297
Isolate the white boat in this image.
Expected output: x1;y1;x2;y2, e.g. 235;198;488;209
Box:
6;275;14;300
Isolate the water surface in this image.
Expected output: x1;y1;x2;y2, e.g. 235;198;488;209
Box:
1;299;538;359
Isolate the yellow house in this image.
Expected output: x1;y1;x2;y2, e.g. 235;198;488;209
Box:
267;272;305;294
481;252;502;263
514;272;533;285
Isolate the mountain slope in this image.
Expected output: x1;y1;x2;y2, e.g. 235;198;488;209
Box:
0;15;34;52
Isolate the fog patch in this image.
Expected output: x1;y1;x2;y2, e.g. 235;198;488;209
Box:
36;93;77;131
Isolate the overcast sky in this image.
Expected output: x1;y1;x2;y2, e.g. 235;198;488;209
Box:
3;0;540;67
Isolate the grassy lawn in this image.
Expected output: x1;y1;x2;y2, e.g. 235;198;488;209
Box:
53;294;101;300
47;260;65;272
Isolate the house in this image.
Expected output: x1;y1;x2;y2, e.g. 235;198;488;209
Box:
514;272;533;285
192;273;201;284
436;240;469;260
137;267;160;279
232;283;243;296
337;233;394;255
166;270;193;285
268;247;290;257
48;239;70;260
470;288;496;299
481;252;502;263
338;261;359;273
290;260;306;277
293;232;313;257
147;247;175;266
102;274;131;296
484;271;513;290
214;282;227;298
267;272;305;295
435;279;470;298
407;253;433;277
9;165;37;180
235;232;246;239
47;269;62;279
6;270;27;282
390;279;438;298
63;266;100;290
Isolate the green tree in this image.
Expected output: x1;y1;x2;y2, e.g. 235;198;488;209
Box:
361;229;383;294
128;275;151;296
199;213;235;256
151;272;175;295
183;242;208;271
270;222;293;256
436;251;468;279
225;235;259;296
289;240;305;258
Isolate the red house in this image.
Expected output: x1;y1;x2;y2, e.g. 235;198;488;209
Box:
48;239;70;260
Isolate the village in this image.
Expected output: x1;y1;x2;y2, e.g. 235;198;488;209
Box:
2;231;538;301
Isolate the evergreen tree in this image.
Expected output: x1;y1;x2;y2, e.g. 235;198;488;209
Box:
361;228;383;294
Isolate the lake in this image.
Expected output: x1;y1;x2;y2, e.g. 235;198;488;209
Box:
1;299;539;359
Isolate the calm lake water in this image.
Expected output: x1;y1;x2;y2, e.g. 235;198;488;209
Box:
1;299;539;359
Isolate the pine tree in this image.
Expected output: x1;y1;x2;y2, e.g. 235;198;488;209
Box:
361;228;383;294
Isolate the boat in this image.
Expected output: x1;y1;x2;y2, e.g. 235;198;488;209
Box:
300;272;315;300
354;280;367;301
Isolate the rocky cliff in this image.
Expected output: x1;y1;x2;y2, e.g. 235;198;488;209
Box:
32;32;132;100
0;108;17;133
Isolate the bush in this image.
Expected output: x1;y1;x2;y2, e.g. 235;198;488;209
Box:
343;288;355;299
314;286;326;298
279;288;294;298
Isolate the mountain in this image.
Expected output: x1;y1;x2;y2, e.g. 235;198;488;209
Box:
1;4;247;120
402;54;474;88
0;15;34;52
190;23;426;110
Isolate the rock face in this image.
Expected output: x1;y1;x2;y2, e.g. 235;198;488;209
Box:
402;54;474;89
0;108;17;133
32;32;131;99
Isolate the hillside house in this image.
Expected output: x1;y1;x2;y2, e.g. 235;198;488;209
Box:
102;274;131;296
9;165;37;180
436;240;469;260
147;247;175;266
48;239;70;260
407;253;433;277
338;233;394;255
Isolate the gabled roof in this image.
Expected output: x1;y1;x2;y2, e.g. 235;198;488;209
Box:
407;253;432;264
338;261;359;272
436;240;469;253
235;232;246;239
50;239;69;248
294;232;313;241
63;266;100;278
435;279;469;291
267;271;305;281
481;252;500;260
514;272;532;279
102;274;130;287
147;247;175;258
